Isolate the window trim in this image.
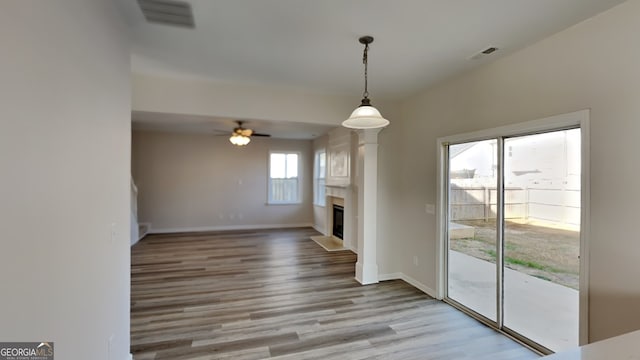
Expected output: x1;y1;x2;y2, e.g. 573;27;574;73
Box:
267;151;302;205
313;149;326;207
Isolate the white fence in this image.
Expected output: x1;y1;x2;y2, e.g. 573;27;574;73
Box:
450;184;580;226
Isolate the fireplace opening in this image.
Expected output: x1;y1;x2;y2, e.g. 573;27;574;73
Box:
333;204;344;239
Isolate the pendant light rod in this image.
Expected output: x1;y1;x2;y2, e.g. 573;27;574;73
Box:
360;36;373;101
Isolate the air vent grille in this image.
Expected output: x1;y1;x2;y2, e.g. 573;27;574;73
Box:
481;47;498;55
469;46;499;60
137;0;195;28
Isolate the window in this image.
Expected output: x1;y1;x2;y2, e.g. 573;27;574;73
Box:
314;150;326;206
268;152;300;204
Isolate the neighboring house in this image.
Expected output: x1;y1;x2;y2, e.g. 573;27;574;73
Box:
450;129;581;227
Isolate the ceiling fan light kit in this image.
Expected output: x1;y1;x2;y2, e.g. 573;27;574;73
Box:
229;133;250;146
227;121;270;146
342;36;389;130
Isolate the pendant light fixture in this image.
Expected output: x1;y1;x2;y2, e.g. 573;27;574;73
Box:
342;36;389;129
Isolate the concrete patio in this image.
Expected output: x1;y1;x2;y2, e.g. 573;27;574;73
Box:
448;250;578;352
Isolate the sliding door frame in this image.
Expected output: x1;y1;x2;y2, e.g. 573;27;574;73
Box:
435;109;590;351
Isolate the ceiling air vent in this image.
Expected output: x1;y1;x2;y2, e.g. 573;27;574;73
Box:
137;0;195;28
469;46;499;60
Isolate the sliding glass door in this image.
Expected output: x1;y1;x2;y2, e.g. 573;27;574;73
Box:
444;127;581;353
447;140;498;323
502;129;581;351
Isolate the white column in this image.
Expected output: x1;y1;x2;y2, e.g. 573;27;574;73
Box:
355;128;381;285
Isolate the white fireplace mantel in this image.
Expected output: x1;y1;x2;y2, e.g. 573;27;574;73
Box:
325;184;350;197
324;184;355;251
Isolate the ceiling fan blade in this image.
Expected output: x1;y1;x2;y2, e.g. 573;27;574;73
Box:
225;121;270;139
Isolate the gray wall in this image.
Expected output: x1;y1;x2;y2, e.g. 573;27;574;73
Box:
132;130;314;232
0;1;131;359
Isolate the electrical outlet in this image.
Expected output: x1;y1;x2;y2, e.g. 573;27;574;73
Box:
413;256;419;266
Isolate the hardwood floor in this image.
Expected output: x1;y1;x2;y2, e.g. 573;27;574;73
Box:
131;228;540;360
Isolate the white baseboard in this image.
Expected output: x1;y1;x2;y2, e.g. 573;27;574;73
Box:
312;223;325;235
378;272;403;281
130;222;151;247
378;272;437;298
126;354;133;360
138;222;151;239
149;223;315;234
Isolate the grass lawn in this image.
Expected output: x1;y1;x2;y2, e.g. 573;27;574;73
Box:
450;219;579;289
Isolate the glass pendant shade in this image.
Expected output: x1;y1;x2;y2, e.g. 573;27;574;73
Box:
342;36;389;130
342;103;389;129
229;134;250;146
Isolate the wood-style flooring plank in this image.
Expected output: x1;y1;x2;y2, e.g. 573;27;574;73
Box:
131;227;539;359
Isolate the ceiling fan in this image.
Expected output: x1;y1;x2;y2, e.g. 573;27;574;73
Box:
227;121;270;146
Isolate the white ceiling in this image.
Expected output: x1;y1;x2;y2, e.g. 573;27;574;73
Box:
118;0;626;138
132;111;335;139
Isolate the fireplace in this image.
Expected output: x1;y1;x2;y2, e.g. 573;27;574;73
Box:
325;186;350;249
332;204;344;239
